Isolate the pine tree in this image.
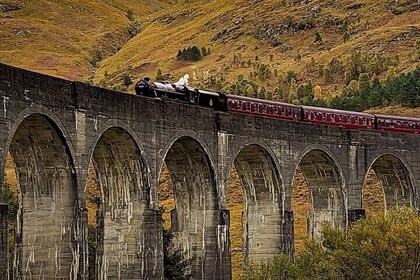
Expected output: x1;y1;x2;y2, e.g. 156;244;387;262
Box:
266;90;273;100
358;72;370;98
323;66;332;83
258;87;267;99
289;78;298;103
123;74;132;86
190;46;202;61
156;69;164;80
314;32;322;43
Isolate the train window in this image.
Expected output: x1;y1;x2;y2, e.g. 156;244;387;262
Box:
286;108;291;116
317;112;322;120
264;105;268;114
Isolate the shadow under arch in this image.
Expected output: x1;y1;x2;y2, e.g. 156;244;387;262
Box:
88;125;151;279
5;113;79;279
230;143;285;264
160;135;219;280
293;146;347;239
363;152;415;210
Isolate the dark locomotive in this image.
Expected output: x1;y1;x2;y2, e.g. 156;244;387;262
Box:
135;78;420;134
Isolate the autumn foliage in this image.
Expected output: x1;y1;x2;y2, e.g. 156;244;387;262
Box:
243;207;420;280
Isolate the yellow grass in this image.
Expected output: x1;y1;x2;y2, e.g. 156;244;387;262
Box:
1;0;418;96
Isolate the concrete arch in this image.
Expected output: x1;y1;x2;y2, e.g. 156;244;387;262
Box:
88;118;151;173
3;104;77;175
293;144;347;238
295;144;346;179
159;133;219;280
227;139;284;185
364;151;416;209
5;112;79;279
88;123;151;279
366;150;416;184
87;119;152;196
158;129;217;181
228;142;285;263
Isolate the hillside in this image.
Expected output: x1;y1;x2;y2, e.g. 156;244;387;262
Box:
1;0;419;98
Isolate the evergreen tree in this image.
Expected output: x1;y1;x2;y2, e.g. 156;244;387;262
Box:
163;228;193;280
156;69;164;80
123;74;132;86
289;78;298;103
266;90;273;100
258;87;267;99
358;72;370;99
314;32;322;43
368;73;383;107
323;66;332;83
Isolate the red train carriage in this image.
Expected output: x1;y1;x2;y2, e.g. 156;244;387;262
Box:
301;106;375;130
227;95;301;121
135;77;420;135
375;114;420;134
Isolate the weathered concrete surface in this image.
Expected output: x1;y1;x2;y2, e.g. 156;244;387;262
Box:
0;63;419;279
0;204;8;277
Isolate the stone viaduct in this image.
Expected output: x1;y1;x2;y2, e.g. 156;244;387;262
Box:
0;63;418;279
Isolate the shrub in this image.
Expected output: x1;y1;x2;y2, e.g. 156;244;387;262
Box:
242;254;299;280
298;207;420;280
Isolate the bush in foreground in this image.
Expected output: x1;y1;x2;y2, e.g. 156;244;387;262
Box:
243;207;420;280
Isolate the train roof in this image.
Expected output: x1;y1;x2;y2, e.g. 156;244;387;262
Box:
301;105;375;117
374;114;420;122
227;94;301;108
195;88;220;97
